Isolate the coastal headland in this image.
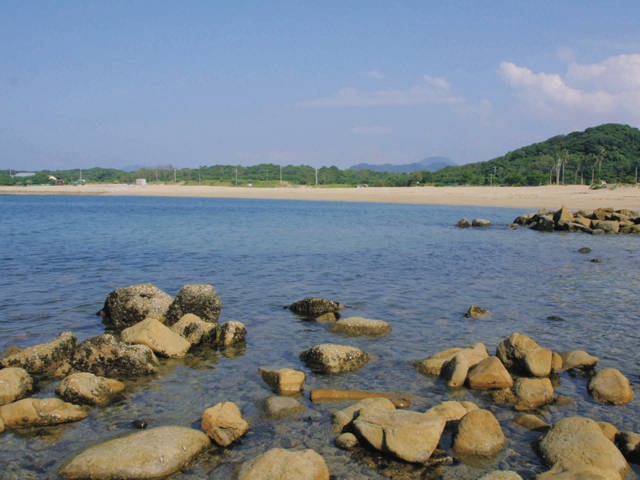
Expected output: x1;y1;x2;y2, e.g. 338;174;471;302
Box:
1;184;640;211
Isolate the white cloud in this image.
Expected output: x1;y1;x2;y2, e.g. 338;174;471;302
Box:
297;75;464;108
351;125;392;135
367;70;385;79
499;54;640;120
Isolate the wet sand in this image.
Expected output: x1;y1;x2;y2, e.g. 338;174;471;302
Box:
1;184;639;211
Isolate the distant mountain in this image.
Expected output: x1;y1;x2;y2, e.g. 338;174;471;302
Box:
350;156;455;173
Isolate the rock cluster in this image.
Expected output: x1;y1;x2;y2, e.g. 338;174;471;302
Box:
513;205;640;234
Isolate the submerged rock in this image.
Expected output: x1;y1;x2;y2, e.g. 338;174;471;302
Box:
72;334;159;377
237;448;330;480
299;344;369;374
99;283;173;331
56;372;125;406
0;367;33;405
264;396;305;419
165;284;222;326
287;297;345;318
464;304;491;319
1;331;77;376
0;397;87;428
58;426;210;480
328;316;391;336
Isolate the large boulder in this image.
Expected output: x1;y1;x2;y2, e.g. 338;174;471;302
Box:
259;367;305;395
467;356;513;390
58;426;210;480
56;372;125;406
72;334;159;377
496;333;552;377
170;313;216;345
353;409;446;463
328;317;391;336
201;401;249;447
165;284;222;326
0;397;87;428
538;417;629;477
299;344;369;374
587;368;635;405
99;283;173;331
121;318;191;358
286;297;345;318
237;448;329;480
452;409;506;457
0;367;33;405
1;331;77;376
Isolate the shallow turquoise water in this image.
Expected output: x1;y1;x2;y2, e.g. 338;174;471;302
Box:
1;194;638;479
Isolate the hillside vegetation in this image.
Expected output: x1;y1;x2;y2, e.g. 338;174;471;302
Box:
3;123;639;187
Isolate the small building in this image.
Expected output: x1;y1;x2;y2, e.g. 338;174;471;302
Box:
55;178;65;186
136;178;147;186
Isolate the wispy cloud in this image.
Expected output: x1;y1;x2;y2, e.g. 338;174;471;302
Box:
367;70;385;80
499;54;640;121
351;125;392;135
297;75;464;108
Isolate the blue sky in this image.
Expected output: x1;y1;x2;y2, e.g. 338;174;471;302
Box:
3;1;640;171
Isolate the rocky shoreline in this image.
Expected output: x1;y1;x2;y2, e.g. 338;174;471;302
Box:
0;287;638;479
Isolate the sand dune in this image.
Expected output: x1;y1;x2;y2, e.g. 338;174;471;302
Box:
2;184;639;211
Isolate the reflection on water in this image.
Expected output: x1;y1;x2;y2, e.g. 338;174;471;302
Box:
0;195;638;479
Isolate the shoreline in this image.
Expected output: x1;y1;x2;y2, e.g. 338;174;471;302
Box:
1;184;639;211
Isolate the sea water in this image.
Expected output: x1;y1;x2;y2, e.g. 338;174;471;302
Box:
1;194;638;479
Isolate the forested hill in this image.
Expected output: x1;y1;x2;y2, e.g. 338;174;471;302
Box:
430;123;640;186
3;124;639;187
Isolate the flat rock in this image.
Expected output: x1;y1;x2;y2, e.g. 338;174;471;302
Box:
1;332;77;376
72;334;159;377
299;344;369;374
0;367;33;405
259;367;305;395
165;284;222;325
353;409;445;463
587;368;635;405
514;413;549;431
264;396;305;419
201;401;249;447
538;416;629;477
452;409;506;457
0;397;87;428
99;283;173;331
424;400;478;422
121;318;191;358
170;313;216;344
478;472;523;480
328;316;391;336
58;426;210;480
332;397;396;432
56;372;125;406
237;448;329;480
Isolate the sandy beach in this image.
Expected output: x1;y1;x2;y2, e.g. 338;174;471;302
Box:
1;183;639;211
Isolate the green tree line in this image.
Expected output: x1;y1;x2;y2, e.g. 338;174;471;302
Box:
3;123;640;187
